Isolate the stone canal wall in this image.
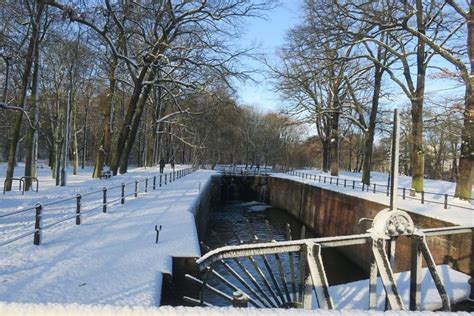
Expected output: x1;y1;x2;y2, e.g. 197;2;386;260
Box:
268;177;472;275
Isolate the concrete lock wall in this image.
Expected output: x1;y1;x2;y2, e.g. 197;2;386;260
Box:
268;177;472;275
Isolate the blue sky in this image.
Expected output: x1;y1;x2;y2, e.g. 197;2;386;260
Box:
234;1;300;112
233;1;465;116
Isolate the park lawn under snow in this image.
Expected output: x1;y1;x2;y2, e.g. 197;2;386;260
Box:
283;169;473;226
0;165;211;306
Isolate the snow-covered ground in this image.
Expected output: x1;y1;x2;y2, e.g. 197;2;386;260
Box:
0;302;471;316
281;169;473;226
0;165;213;306
0;165;471;314
330;265;469;311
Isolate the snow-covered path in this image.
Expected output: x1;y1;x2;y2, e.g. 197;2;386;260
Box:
0;169;214;306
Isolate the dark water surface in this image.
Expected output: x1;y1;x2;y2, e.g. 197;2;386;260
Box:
202;201;367;307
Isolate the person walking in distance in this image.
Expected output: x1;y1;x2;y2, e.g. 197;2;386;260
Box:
159;159;165;174
170;158;175;172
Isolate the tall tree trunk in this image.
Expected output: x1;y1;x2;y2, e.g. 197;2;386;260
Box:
330;107;340;176
55;140;62;186
2;56;9;103
118;80;153;174
61;66;73;186
4;17;39;191
71;108;79;175
110;66;150;175
411;0;426;193
93;59;116;178
142;106;148;167
348;140;353;172
81;97;89;169
362;66;383;185
322;139;330;172
454;0;474;199
24;38;41;191
150;83;162;167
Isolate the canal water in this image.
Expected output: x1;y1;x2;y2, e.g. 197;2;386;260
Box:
202;200;367;307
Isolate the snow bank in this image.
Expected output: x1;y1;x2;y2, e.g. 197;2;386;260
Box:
0;302;471;316
330;265;470;310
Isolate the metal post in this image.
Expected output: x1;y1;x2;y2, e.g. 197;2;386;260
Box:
160;175;162;187
403;188;406;200
232;290;249;308
390;109;400;211
121;183;125;204
319;175;321;182
165;174;167;185
336;178;339;186
145;178;148;193
421;191;424;204
34;203;42;245
103;187;107;213
330;177;332;184
344;179;346;187
153;176;156;190
76;194;82;225
353;180;355;189
444;194;448;209
373;183;376;193
135;180;139;197
324;176;326;183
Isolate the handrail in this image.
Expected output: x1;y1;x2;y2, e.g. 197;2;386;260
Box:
287;170;473;210
0;167;197;247
197;233;372;269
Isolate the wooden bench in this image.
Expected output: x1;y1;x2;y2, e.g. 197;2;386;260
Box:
100;170;112;179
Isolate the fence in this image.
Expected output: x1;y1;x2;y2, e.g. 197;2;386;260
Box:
0;167;196;247
215;165;284;176
287;171;473;211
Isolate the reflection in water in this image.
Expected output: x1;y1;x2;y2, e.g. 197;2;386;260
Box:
202;201;367;307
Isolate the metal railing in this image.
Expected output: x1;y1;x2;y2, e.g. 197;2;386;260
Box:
216;165;278;176
287;171;473;211
189;222;473;311
0;167;196;247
